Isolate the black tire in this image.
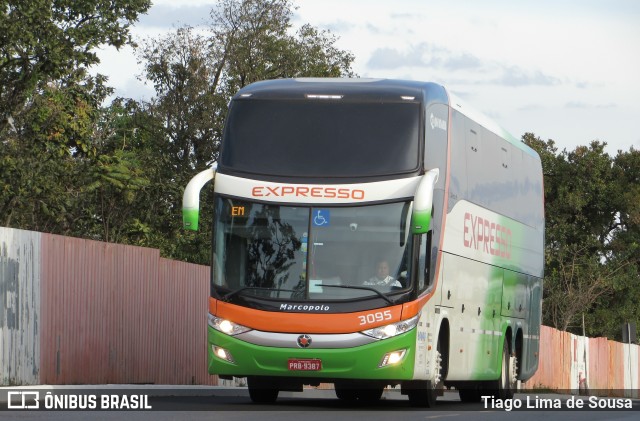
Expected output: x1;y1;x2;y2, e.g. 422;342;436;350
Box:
407;335;441;408
247;377;279;403
407;380;437;407
496;339;516;400
335;381;383;403
458;387;482;403
334;382;358;402
356;387;384;403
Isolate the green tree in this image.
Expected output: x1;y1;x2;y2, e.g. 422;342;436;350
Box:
84;149;150;243
587;147;640;339
0;73;112;232
0;0;151;240
207;0;355;91
83;98;184;251
524;133;640;338
0;0;151;132
134;0;355;263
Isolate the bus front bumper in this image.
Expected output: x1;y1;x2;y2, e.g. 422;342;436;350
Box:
208;327;416;380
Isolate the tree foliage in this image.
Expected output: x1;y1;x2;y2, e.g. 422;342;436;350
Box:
0;0;638;340
1;0;150;240
133;0;355;262
524;134;640;339
1;72;111;231
1;0;356;263
0;0;151;131
136;0;355;169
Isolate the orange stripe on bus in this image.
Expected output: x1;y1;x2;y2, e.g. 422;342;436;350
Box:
210;298;410;334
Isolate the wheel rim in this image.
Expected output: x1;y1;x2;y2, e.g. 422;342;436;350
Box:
434;349;442;386
501;343;509;391
509;355;518;390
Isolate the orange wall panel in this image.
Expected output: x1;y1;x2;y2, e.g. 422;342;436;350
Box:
39;234;215;385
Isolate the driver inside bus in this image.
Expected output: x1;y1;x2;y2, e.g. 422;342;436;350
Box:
364;259;402;288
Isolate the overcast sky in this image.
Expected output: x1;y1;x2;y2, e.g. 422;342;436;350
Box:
94;0;640;154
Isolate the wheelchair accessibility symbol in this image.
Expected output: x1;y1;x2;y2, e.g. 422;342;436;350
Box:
313;209;330;227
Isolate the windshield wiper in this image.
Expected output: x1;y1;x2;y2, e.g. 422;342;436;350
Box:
222;286;296;302
317;284;396;305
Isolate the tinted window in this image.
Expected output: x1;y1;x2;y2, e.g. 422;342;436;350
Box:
212;198;412;302
221;99;420;178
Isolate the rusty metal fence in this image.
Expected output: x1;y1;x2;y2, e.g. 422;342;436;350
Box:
2;227;215;386
524;328;639;398
1;226;639;395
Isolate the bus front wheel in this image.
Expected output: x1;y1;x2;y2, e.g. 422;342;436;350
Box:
406;380;438;407
247;376;279;403
335;381;384;403
406;345;442;407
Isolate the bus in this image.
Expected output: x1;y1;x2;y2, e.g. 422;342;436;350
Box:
182;78;544;406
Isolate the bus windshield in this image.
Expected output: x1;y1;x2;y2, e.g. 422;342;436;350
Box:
220;99;421;178
213;197;412;302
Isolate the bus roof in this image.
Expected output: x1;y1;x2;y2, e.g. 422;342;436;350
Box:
234;78;446;104
447;92;539;158
234;78;539;159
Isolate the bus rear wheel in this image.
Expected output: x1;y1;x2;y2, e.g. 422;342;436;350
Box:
494;340;517;400
458;387;482;403
247;377;279;403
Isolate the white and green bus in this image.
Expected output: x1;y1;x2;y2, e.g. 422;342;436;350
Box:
183;78;544;406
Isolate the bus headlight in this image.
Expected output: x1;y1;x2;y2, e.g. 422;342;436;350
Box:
361;314;419;339
208;314;252;336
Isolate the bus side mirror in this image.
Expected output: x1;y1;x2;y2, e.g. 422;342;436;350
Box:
182;165;216;231
412;168;439;234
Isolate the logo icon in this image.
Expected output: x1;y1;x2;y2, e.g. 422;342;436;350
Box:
297;334;312;348
313;209;330;227
430;113;447;131
7;391;40;409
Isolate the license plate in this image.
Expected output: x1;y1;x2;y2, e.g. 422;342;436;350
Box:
288;358;322;371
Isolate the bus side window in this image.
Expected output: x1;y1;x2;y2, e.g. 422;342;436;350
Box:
417;231;434;292
418;234;427;291
426;230;433;287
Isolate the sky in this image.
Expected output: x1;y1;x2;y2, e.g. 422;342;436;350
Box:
94;0;640;154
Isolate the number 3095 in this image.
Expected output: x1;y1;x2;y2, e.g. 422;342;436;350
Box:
358;310;392;325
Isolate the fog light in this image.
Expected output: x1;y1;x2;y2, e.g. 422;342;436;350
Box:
379;349;407;367
212;345;235;363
